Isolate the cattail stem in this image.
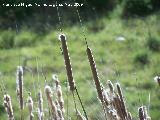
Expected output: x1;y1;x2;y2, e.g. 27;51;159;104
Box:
59;34;75;91
75;87;88;120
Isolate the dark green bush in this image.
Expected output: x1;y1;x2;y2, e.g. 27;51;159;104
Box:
134;51;149;65
0;31;15;49
147;36;160;52
123;0;153;16
85;0;117;10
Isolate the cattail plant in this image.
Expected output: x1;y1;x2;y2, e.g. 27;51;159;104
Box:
59;34;88;120
3;94;14;120
52;74;65;115
86;45;104;103
27;93;34;120
44;85;58;119
55;100;64;120
16;66;24;110
116;83;128;119
37;90;44;120
58;34;75;91
154;76;160;86
138;106;151;120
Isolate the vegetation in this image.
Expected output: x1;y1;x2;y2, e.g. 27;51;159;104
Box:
0;0;160;119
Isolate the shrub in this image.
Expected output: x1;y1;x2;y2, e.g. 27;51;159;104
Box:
147;36;160;52
0;31;15;49
123;0;153;16
85;0;117;10
134;50;149;65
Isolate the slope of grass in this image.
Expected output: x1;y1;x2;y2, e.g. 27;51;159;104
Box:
0;13;160;119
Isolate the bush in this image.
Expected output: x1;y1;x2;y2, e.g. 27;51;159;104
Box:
0;31;15;49
134;50;149;65
151;0;160;10
85;0;117;10
123;0;153;16
14;31;37;47
147;36;160;52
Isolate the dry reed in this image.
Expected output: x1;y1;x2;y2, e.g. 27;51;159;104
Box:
58;34;75;91
53;74;65;115
37;90;44;120
86;46;104;103
138;106;151;120
45;85;58;120
3;94;14;120
27;94;34;120
16;66;24;110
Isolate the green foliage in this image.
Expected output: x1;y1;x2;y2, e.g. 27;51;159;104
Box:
123;0;153;16
147;35;160;52
85;0;117;10
14;31;37;47
0;30;15;49
134;50;149;65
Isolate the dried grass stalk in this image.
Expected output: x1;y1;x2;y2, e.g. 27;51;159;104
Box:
16;66;24;110
3;94;14;120
53;75;65;115
55;100;64;120
37;90;44;120
116;83;127;119
59;34;75;91
27;94;34;120
86;46;103;103
45;85;58;120
138;106;151;120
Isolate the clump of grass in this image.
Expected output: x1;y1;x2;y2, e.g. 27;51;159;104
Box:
134;50;149;65
147;36;160;52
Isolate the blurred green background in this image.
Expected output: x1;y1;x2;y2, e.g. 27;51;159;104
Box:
0;0;160;119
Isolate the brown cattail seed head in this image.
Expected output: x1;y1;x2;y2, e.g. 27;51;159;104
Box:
37;90;44;120
58;34;66;41
86;46;104;103
154;76;160;86
44;85;52;97
16;66;24;110
58;33;76;91
27;95;34;120
138;107;144;120
3;94;14;120
107;80;114;93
